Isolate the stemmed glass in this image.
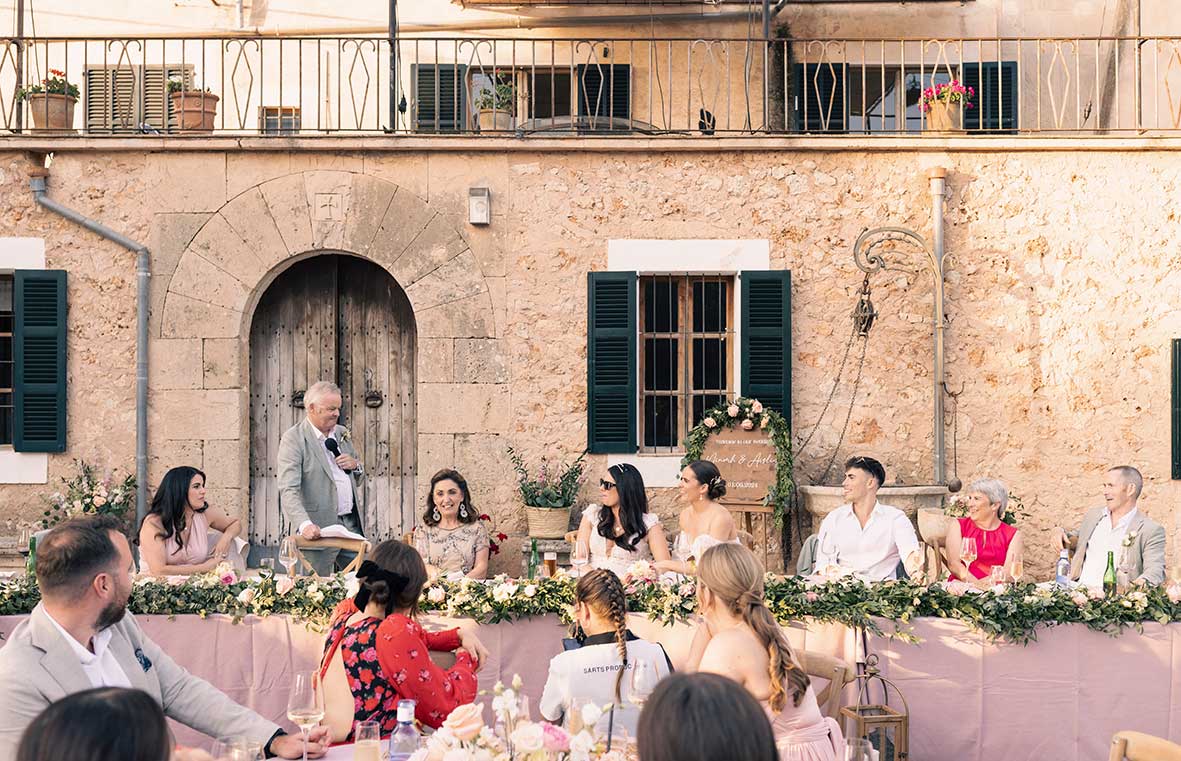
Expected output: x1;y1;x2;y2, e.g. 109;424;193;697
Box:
959;537;978;569
1009;557;1024;584
279;536;300;578
571;540;589;577
672;533;692;563
286;671;324;761
819;533;840;569
629;659;659;709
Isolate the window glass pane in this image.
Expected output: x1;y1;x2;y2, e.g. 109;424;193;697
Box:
644;395;677;449
691;280;727;332
0;391;10;446
0;361;10;389
692;394;724;427
692;338;727;390
847;69;898;133
644;338;678;391
0;276;12;312
529;71;572;120
643;279;678;333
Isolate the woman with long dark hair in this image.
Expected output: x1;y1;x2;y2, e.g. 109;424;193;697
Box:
138;466;241;575
573;464;670;576
16;687;172;761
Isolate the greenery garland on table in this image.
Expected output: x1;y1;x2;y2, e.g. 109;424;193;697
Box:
3;564;1181;645
680;396;794;526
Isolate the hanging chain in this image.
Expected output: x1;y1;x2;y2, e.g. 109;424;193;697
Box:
795;319;860;458
819;334;870;485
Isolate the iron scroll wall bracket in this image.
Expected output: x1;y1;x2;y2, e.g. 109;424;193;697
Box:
851;226;952;485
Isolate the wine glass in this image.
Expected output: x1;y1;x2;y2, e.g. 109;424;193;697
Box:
990;564;1007;586
571;540;589;577
819;533;840;566
286;671;324;761
844;738;874;761
1009;557;1024;584
629;659;660;708
960;537;978;568
16;526;31;558
279;536;300;578
672;532;692;563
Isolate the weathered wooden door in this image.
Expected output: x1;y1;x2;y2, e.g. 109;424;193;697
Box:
248;254;417;548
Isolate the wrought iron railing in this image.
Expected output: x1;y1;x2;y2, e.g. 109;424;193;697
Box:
3;35;1181;136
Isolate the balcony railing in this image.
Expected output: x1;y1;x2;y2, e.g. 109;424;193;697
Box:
3;35;1181;137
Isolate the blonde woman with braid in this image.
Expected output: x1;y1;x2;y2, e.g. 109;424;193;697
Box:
686;544;841;761
539;569;672;739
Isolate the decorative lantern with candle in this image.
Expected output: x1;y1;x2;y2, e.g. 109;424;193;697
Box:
839;655;910;761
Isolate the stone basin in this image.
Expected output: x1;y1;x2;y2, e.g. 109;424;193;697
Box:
798;484;949;536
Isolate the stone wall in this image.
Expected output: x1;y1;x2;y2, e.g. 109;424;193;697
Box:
1;144;1178;577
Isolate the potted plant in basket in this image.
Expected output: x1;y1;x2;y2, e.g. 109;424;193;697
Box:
507;446;586;538
168;77;219;133
920;79;974;132
17;69;79;131
474;74;516;132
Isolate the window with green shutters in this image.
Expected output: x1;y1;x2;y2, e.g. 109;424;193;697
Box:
0;274;12;446
740;271;792;426
13;270;67;453
587;272;636;453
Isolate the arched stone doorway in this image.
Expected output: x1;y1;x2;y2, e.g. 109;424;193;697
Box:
247;253;417;548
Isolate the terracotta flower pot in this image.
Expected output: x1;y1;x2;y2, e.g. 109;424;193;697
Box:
925;100;962;133
477;108;514;132
170;91;219;133
25;93;76;132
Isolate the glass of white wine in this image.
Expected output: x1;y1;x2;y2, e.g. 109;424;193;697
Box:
629;659;659;709
571;540;589;577
286;671;324;761
353;720;381;761
844;738;873;761
279;536;300;578
960;537;978;569
1009;557;1024;584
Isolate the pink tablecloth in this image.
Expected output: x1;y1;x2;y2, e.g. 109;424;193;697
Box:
1;613;1176;761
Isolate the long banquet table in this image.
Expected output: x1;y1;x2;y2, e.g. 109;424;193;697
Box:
1;613;1177;761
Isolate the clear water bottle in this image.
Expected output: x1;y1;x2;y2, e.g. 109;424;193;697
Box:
389;699;419;760
1055;549;1071;588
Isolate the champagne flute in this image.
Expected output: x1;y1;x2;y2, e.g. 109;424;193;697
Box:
960;537;978;568
279;536;300;578
629;659;659;708
844;738;874;761
286;671;324;761
1009;557;1024;584
672;532;691;563
571;540;589;577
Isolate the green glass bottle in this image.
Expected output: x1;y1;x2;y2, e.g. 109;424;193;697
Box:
527;538;540;580
1103;550;1117;597
25;536;36;580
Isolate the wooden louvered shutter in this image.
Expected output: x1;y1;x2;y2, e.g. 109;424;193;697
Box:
792;63;847;133
144;65;192;132
740;271;791;425
587;272;636;454
85;68;136;133
13;270;66;453
962;61;1018;133
1172;339;1180;480
577;64;630;128
412;64;467;132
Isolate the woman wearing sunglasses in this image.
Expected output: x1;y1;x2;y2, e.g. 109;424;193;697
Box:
572;464;670;577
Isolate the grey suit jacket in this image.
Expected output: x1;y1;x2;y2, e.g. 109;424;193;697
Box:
1070;506;1167;585
277;419;367;531
0;604;278;761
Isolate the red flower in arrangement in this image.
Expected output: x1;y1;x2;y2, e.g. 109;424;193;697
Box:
479;513;507;555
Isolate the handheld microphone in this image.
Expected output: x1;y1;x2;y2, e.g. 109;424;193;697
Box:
325;437;353;473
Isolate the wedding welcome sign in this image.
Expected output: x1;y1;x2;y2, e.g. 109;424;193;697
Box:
700;427;776;506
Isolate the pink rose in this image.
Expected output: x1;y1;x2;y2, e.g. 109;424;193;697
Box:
751;401;763;414
442;703;485;742
1168;584;1181;604
541;722;570;752
760;417;769;429
945;580;969;597
276;577;295;596
805;591;819;603
703;418;717;428
1071;591;1090;607
219;571;238;585
740;419;754;430
727;405;740;418
166;575;187;587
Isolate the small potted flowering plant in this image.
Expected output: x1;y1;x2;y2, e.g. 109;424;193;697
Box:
17;69;79;131
474;73;516;132
920;79;975;132
507;446;587;539
167;77;219;133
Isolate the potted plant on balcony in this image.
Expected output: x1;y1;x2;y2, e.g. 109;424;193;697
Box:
17;69;79;131
474;74;516;132
168;77;219;133
920;80;974;133
507;446;586;538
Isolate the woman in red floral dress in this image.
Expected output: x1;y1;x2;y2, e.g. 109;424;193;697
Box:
319;540;488;742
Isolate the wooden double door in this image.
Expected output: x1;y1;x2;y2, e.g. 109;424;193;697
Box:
248;254;417;548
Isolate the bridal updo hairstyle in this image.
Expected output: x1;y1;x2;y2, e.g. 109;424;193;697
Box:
687;460;727;500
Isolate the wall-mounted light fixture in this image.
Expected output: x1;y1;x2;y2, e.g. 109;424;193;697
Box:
468;187;491;225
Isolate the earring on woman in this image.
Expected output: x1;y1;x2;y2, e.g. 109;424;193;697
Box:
459;503;470;520
431;507;441;522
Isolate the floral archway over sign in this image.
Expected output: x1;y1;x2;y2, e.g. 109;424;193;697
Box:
680;397;794;526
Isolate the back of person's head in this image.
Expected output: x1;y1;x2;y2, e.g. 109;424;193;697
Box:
845;456;886;489
16;687;169;761
696;543;809;711
357;539;428;616
602;463;650;551
574;568;630;703
687;460;727;500
144;465;205;547
36;515;124;601
637;672;778;761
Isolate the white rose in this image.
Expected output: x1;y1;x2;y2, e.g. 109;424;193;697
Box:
442;749;473;761
428;586;447;604
510;723;545;753
569;731;596;761
237;587;256;605
579;703;603;728
492;582;518;603
523;584;537;598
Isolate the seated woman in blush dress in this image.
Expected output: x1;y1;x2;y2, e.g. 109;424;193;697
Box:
574;464;670;577
654;460;740;576
413;469;490;579
946;478;1023;587
138;466;241;575
319;540;490;742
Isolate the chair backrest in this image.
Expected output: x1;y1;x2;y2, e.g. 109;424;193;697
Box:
294;536;371;576
1109;731;1181;761
798;651;854;721
796;534;819;576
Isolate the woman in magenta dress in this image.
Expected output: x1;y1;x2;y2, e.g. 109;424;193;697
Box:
946;478;1023;585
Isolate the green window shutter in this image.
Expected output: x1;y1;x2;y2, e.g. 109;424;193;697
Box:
740;271;792;427
14;270;67;453
792;63;847;134
1173;339;1181;480
411;63;468;133
587;272;636;453
962;61;1018;133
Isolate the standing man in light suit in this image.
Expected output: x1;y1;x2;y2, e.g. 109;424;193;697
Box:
277;380;368;576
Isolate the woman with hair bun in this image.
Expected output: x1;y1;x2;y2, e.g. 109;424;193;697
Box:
318;540;489;741
654;460;739;576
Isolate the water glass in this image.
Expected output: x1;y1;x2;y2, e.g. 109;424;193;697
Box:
990;564;1006;586
1009;558;1024;583
844;738;874;761
259;558;275;578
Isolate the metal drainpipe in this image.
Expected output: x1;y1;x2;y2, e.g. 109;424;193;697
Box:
29;168;150;530
927;166;948;485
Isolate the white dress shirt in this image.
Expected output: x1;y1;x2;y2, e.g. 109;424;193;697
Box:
813;501;920;581
1078;508;1138;588
310;420;354;517
43;611;132;689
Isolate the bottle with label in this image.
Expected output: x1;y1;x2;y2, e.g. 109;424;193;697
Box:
388;699;419;760
1054;549;1071;588
1103;550;1117;597
25;536;36;580
527;538;540;580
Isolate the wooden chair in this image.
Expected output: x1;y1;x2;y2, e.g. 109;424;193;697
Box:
798;651;855;721
1109;731;1181;761
293;536;371;576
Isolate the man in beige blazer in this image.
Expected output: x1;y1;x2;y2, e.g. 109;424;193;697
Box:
1055;465;1167;586
0;515;328;761
277;380;368;576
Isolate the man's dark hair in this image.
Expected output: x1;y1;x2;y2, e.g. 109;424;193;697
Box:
36;515;125;598
845;455;886;489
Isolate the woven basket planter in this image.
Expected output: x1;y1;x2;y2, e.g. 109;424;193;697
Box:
525;506;571;539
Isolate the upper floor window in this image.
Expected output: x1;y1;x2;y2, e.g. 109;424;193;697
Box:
0;275;13;446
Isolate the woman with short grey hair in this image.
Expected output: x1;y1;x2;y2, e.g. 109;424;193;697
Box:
945;477;1023;586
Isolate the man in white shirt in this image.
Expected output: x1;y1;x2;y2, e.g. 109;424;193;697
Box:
1055;465;1166;587
812;456;921;581
277;380;368;575
0;515;329;760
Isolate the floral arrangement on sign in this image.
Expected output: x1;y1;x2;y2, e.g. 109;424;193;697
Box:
16;69;80;102
41;460;136;531
680;397;793;526
943;492;1027;527
507;447;588;509
920;80;975;113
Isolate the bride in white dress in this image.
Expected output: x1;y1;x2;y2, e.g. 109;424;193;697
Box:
654;460;740;576
574;463;671;578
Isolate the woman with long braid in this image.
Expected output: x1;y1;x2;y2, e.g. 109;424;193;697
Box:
539;569;672;740
686;544;841;761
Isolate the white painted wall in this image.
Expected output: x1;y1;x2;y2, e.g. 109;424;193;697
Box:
0;238;48;485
